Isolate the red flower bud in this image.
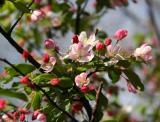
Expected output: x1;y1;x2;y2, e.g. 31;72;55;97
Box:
22;50;29;60
72;35;79;44
114;29;128;41
71;102;82;113
80;86;88;93
50;78;60;85
107;111;114;116
96;42;104;51
20;76;29;85
19;114;25;121
42;53;50;63
0;99;6;110
34;0;41;4
104;38;112;46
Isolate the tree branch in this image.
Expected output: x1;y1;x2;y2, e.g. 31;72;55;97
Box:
90;81;103;122
0;58;78;122
0;26;44;72
146;0;160;44
8;0;34;35
75;0;89;34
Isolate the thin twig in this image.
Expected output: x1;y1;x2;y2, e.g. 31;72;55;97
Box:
8;0;34;35
90;81;103;122
75;0;89;34
0;26;43;72
0;58;78;122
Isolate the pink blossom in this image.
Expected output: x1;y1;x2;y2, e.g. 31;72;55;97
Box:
69;42;94;62
0;99;6;110
78;31;97;47
75;73;90;88
114;29;128;41
134;44;152;61
31;10;44;22
44;39;57;50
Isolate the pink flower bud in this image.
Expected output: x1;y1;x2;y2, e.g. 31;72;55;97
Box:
34;0;41;4
80;86;88;93
22;50;29;60
104;38;112;46
107;44;113;53
127;82;137;94
42;53;50;63
0;99;6;110
89;84;95;91
71;102;82;113
19;114;25;121
50;78;60;85
134;44;152;61
114;29;128;41
37;113;46;121
72;35;79;44
96;42;104;51
20;76;29;84
32;110;40;120
44;39;56;49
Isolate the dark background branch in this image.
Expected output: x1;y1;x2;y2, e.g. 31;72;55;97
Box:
146;0;160;45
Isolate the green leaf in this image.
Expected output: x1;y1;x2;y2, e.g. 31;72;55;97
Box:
0;89;28;101
59;77;73;88
5;64;35;76
12;1;30;13
103;120;118;122
76;0;85;5
117;60;131;68
108;68;121;84
85;91;96;100
31;91;42;110
32;73;56;83
123;69;144;91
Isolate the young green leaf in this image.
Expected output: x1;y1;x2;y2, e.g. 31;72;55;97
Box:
123;69;144;91
31;91;42;110
0;89;28;101
5;64;35;76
